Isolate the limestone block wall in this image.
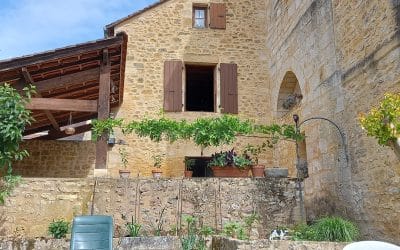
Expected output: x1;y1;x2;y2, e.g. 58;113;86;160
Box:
110;0;272;177
0;178;301;239
265;0;400;244
12;141;96;178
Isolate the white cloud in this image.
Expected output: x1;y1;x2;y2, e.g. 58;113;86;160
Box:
0;0;156;59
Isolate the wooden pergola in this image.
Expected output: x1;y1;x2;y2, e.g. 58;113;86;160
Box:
0;32;127;169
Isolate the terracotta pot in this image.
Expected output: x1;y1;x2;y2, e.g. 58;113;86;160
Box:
119;169;131;179
211;166;250;178
251;165;265;178
184;170;193;178
152;169;162;179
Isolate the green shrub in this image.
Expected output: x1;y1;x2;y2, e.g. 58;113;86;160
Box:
292;223;317;241
292;217;359;242
48;219;69;239
313;217;359;242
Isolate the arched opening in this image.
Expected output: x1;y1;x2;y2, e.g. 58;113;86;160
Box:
277;71;302;117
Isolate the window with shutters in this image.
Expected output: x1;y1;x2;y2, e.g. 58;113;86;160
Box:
193;5;208;28
185;64;215;112
192;3;226;29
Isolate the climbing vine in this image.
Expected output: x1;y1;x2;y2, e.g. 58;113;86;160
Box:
0;83;35;203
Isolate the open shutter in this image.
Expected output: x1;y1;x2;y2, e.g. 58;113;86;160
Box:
220;63;238;114
209;3;226;29
164;60;183;112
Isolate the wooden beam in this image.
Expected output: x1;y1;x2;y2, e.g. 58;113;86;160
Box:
33;68;100;93
95;49;111;170
0;36;124;72
35;124;92;140
26;98;98;112
21;67;60;131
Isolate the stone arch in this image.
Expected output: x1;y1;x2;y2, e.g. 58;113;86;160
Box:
276;71;303;118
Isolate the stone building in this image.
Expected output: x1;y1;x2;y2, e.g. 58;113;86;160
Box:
3;0;399;244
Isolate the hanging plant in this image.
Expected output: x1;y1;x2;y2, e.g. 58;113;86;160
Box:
359;93;400;158
0;83;35;203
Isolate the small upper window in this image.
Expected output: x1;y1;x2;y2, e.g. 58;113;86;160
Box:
193;6;207;28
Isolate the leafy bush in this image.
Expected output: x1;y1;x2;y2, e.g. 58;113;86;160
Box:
222;213;259;240
48;219;69;239
292;217;359;242
359;93;400;145
126;216;141;237
208;149;251;169
0;83;34;203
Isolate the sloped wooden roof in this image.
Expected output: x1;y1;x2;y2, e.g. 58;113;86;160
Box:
0;32;127;139
105;0;171;37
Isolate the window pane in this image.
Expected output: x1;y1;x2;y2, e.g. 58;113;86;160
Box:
195;9;205;18
195;19;205;28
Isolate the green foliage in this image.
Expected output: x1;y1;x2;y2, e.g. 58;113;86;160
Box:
313;217;359;242
126;216;141;237
0;83;34;204
222;213;259;241
48;219;69;239
208;149;251;169
243;143;268;165
292;217;359;242
118;148;129;169
208;152;228;168
292;223;317;241
360;93;400;145
152;154;164;168
181;215;215;250
0;175;21;204
233;155;252;168
91;118;123;141
184;158;196;171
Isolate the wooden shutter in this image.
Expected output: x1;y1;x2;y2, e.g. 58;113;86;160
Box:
209;3;226;29
220;63;238;114
164;60;183;112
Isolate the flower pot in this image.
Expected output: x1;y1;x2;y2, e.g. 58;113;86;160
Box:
251;165;265;178
184;170;193;178
119;169;131;179
211;166;250;178
152;169;162;179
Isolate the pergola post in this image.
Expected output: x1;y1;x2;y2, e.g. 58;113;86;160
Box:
95;49;111;170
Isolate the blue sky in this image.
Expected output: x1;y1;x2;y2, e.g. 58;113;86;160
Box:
0;0;158;60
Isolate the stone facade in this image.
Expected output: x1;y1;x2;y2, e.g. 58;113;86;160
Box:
9;0;400;244
0;178;301;239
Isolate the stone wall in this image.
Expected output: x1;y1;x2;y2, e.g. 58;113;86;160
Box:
265;0;400;244
212;237;347;250
0;178;301;239
110;0;272;177
12;140;96;178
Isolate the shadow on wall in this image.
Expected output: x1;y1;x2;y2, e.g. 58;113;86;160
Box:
11;140;96;178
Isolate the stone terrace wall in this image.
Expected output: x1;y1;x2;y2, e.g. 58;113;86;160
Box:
12;141;96;178
0;178;301;239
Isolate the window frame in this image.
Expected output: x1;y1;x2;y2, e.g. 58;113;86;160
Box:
192;4;208;29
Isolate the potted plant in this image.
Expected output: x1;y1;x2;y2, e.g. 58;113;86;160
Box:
118;148;130;178
184;158;196;177
244;143;269;177
208;149;251;177
151;154;164;179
